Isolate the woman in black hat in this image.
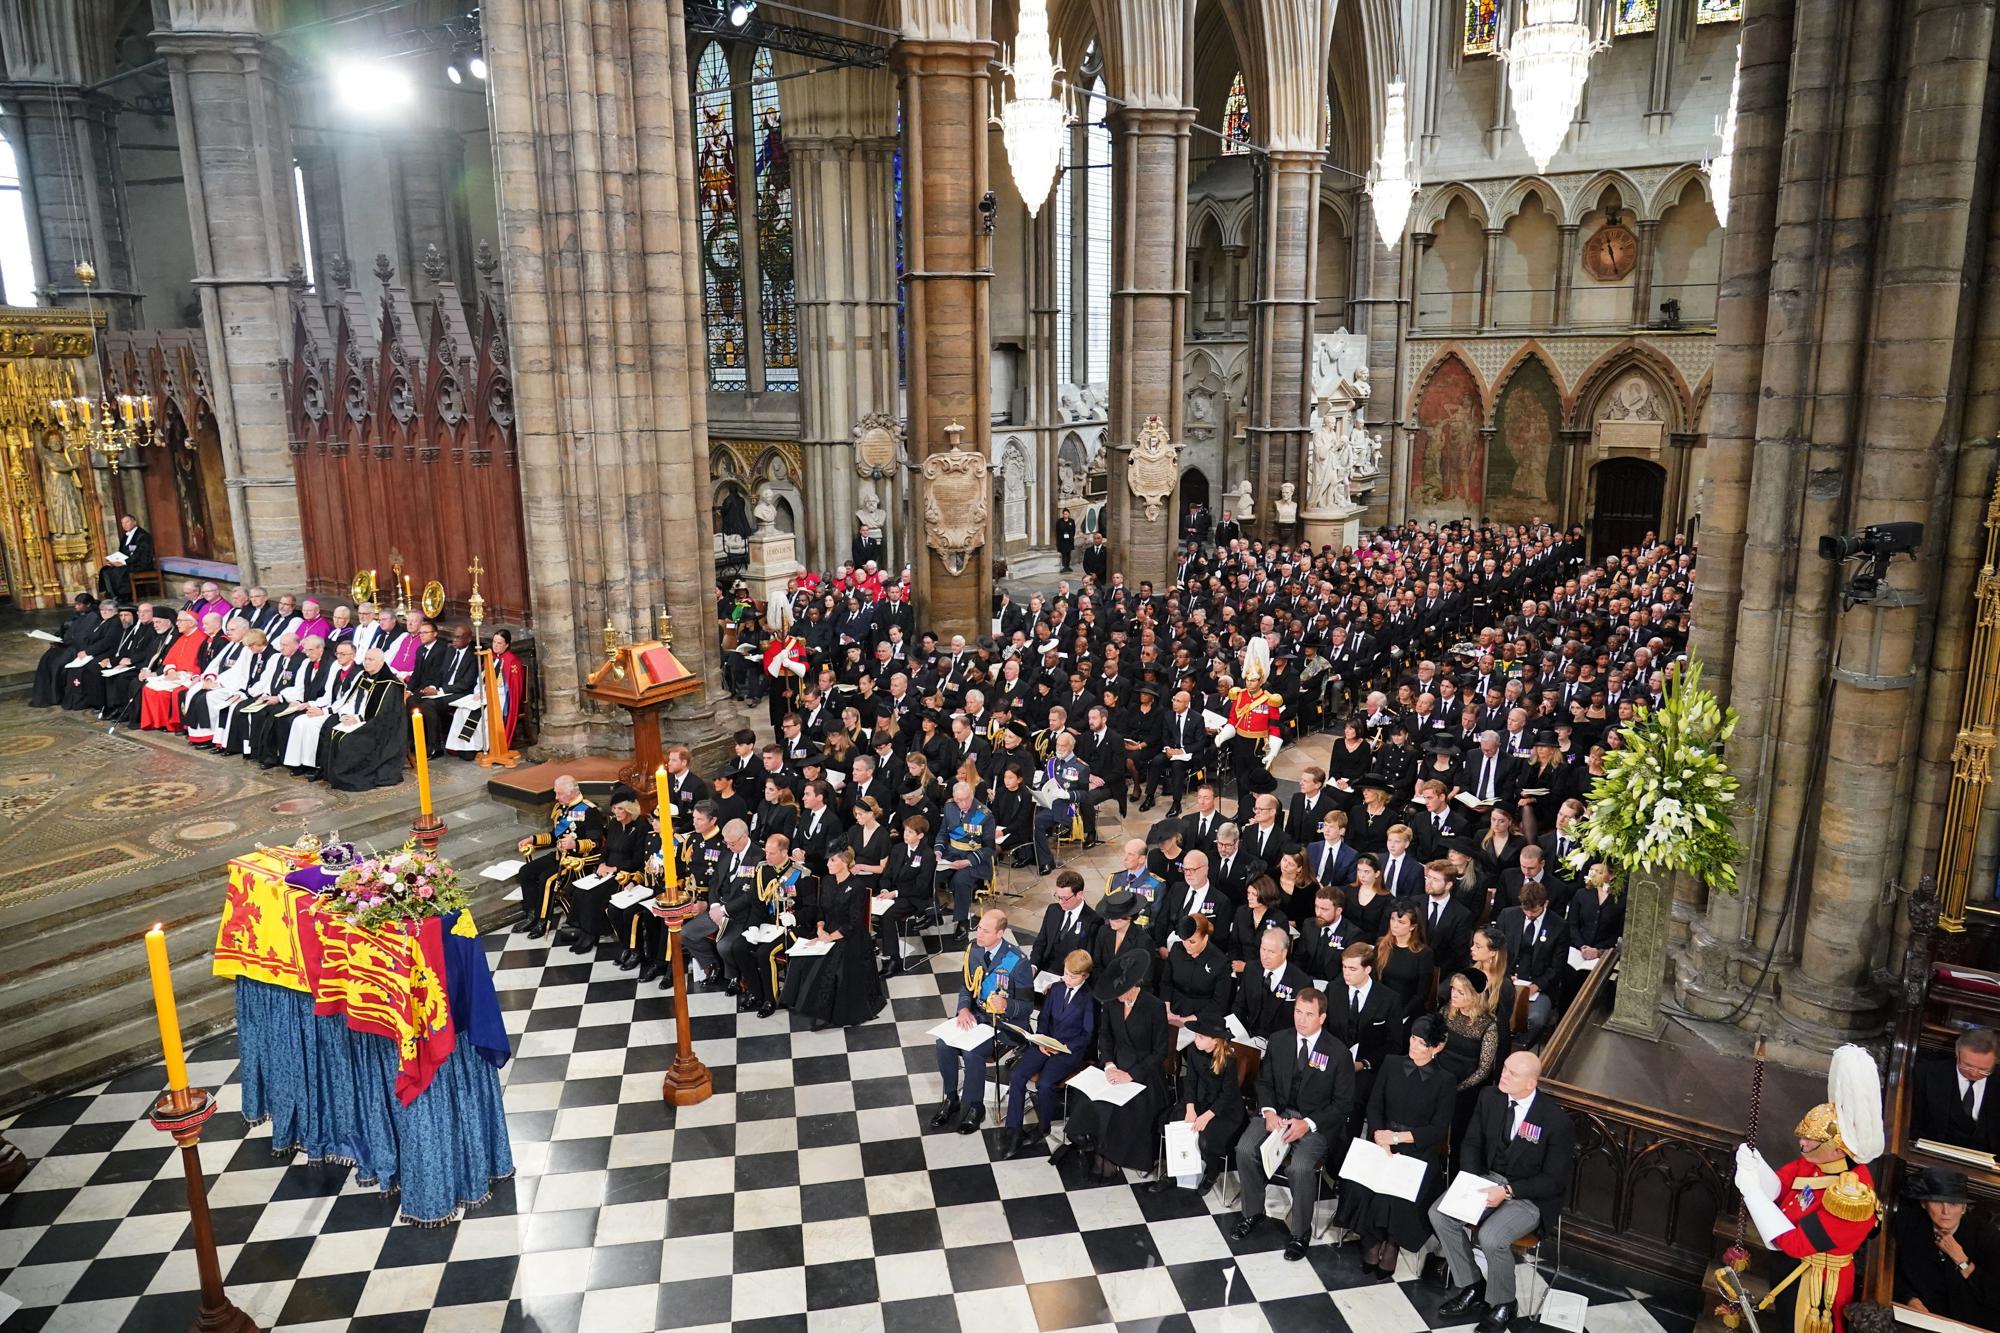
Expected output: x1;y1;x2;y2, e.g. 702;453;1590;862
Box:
1055;948;1169;1176
1350;775;1400;856
780;846;887;1031
1149;1011;1246;1195
1346;1012;1455;1280
1162;915;1234;1028
1327;719;1374;806
1091;888;1157;977
1895;1167;2000;1327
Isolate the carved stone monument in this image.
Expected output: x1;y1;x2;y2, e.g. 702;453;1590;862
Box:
920;422;990;577
745;486;801;616
1302;395;1365;550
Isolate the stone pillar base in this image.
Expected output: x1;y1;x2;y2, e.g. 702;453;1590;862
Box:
746;530;801;615
1301;504;1365;551
1671;919;1755;1020
1775;967;1887;1049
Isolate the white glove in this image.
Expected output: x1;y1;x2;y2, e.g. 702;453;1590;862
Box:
1215;723;1237;745
1265;737;1284;764
1740;1184;1796;1247
780;910;796;928
1733;1144;1780;1202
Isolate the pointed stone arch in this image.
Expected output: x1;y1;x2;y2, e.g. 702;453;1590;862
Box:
1405;347;1488;519
1568;340;1693;434
1415;182;1490;234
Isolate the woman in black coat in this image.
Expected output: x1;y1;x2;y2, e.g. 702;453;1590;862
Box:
1057;949;1170;1175
1161;915;1234;1028
570;788;646;955
1151;1012;1246;1195
781;847;886;1030
1326;720;1374;807
873;815;936;976
1091;890;1156;979
1347;1014;1456;1279
988;761;1036;867
844;796;894;897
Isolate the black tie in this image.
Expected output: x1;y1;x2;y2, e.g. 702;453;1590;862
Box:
1429;900;1442;927
1480;756;1494;800
1966;1080;1979;1119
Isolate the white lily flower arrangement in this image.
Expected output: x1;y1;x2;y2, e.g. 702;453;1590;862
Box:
1567;660;1745;893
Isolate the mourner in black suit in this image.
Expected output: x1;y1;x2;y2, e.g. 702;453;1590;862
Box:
1408;865;1476;977
1912;1030;2000;1154
1232;926;1311;1039
873;818;937;976
1232;988;1356;1261
1429;1053;1577;1330
1496;883;1570;1048
98;515;153;601
1323;943;1408;1135
1029;870;1101;976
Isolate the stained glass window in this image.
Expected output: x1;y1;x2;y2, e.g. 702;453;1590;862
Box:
1615;0;1659;35
893;109;905;387
1222;71;1251;154
1696;0;1743;22
1463;0;1500;56
695;45;746;389
1085;81;1110;385
751;48;796;391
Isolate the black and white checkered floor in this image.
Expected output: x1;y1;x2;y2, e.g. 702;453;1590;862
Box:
0;921;1694;1333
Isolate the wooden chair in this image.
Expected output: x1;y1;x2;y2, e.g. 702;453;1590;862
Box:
129;568;164;601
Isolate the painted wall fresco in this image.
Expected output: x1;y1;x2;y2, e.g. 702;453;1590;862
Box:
1408;354;1485;519
1487;356;1565;525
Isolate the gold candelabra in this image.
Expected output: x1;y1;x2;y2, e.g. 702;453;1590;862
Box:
1938;466;2000;931
49;263;153;461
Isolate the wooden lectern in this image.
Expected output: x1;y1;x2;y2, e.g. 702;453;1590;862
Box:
583;627;702;808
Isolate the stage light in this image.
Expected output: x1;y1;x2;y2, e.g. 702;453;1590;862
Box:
728;1;756;27
335;61;415;114
446;60;463;84
468;51;487;80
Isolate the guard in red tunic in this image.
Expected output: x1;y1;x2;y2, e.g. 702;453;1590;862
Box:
1734;1045;1883;1333
1220;638;1284;807
762;632;809;731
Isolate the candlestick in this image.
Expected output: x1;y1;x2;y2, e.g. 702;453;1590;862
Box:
411;708;432;817
655;765;680;889
141;394;151;425
144;926;189;1092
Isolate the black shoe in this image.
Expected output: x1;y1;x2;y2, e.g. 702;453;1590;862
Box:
525;920;549;940
1474;1302;1516;1332
1198;1164;1222;1194
1439;1285;1490;1319
955;1105;985;1135
736;992;756;1011
615;949;639;971
1421;1253;1453;1290
704;975;728;993
1081;837;1102;851
658;972;674;992
949;922;968;945
512;915;535;934
1037;863;1056;876
553;926;578;945
880;956;900;979
1047;1139;1074;1165
1230;1216;1261;1242
638;961;663;983
810;1018;830;1032
1364;1262;1394;1283
1283;1236;1309;1262
1011;1130;1044;1159
1140;792;1156;812
1147;1174;1177;1194
568;938;594;955
759;1002;778;1020
1165;805;1181;817
929;1099;961;1130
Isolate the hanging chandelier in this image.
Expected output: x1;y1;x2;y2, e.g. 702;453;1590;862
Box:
49;261;154;461
1368;82;1419;248
1504;0;1602;173
1706;46;1742;227
996;0;1065;217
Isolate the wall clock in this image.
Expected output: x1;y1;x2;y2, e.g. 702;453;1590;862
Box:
1583;208;1639;282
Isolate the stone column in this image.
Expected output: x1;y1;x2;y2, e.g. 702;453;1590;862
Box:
1479;227;1502;330
1783;0;1997;1043
1223;0;1335;540
894;11;994;639
780;61;900;574
1630;218;1658;327
1351;194;1408;525
1553;223;1579;329
0;0;141;325
482;0;722;758
1095;0;1195;587
393;131;467;323
153;2;306;590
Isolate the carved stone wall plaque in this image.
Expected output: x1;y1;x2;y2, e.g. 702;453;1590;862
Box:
853;413;900;476
1127;414;1178;522
921;432;990;575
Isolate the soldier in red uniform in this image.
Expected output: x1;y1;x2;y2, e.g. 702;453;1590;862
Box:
1221;638;1284;809
1734;1045;1883;1333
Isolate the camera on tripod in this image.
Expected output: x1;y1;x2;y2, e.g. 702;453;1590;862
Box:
1818;521;1922;605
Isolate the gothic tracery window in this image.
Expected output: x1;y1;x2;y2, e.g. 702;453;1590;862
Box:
1463;0;1500;56
1696;0;1744;22
1615;0;1660;35
693;42;798;393
1222;71;1251;154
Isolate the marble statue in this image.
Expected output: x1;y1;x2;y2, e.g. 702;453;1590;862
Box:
856;484;886;536
1306;398;1353;514
1274;482;1298;526
1351;429;1385;480
752;489;780;533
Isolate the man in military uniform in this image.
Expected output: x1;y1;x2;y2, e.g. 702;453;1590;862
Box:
739;834;804;1019
931;909;1033;1136
514;775;606;940
1033;730;1092;876
1222;642;1284;809
934;779;995;942
1734;1045;1884;1333
1107;836;1168;935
